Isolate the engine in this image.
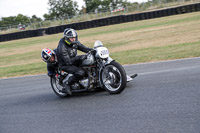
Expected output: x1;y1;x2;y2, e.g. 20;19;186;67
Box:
81;66;98;90
57;64;98;91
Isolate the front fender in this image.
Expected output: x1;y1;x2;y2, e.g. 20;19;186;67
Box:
105;57;114;65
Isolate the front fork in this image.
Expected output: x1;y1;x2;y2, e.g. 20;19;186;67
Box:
98;57;137;84
98;57;114;88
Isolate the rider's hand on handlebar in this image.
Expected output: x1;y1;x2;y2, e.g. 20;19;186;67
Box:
90;49;96;55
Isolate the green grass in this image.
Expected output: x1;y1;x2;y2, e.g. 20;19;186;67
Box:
80;13;200;37
0;35;60;49
0;62;46;78
0;12;200;78
1;41;200;78
0;51;41;67
112;41;200;64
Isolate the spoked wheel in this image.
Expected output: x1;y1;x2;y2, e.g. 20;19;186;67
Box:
100;61;127;94
50;76;68;98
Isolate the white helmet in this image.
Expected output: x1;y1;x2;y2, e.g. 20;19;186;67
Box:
41;48;56;63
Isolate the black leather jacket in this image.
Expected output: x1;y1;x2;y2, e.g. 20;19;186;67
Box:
56;38;92;67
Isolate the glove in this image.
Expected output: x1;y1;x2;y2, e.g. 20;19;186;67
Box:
90;49;96;55
72;41;80;45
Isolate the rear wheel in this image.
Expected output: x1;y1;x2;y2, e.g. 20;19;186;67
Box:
100;61;127;94
50;76;68;98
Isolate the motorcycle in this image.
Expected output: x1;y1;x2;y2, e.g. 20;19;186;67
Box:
50;40;137;97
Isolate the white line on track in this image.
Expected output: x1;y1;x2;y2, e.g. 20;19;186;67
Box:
139;65;200;75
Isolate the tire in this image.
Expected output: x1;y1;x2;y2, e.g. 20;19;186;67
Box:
100;61;127;94
50;76;68;98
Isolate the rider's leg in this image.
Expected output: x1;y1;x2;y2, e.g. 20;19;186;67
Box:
60;65;86;94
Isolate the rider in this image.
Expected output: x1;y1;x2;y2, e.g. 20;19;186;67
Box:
41;48;58;77
56;28;93;95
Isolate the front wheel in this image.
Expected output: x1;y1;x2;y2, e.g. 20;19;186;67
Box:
50;76;68;98
100;61;127;94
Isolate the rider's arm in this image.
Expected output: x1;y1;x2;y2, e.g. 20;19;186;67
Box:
62;49;80;65
77;42;93;53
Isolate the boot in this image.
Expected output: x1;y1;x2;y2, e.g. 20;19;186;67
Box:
61;75;77;95
61;83;72;95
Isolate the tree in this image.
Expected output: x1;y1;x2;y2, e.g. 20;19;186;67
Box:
102;0;130;11
30;15;42;22
15;14;30;24
83;0;101;13
0;14;30;28
43;13;54;20
83;0;131;13
47;0;79;19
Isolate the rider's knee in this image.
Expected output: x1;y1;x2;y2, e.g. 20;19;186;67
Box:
75;69;85;78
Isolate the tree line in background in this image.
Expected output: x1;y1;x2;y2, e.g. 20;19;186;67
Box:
0;0;130;28
39;0;132;19
0;0;192;29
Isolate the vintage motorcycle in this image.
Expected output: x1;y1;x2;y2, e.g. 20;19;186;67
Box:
50;40;137;97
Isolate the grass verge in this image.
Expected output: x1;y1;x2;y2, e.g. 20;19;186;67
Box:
0;12;200;78
112;41;200;64
0;62;46;78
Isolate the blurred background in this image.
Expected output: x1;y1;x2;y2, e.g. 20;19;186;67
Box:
1;0;199;34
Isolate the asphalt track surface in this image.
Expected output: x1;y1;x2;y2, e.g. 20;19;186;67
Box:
0;58;200;133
